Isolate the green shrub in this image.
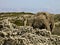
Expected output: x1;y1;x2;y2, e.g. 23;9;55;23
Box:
54;14;60;22
14;20;24;26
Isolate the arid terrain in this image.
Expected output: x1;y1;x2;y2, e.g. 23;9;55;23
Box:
0;12;60;45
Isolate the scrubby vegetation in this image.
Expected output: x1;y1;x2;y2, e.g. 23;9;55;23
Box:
0;12;60;36
14;20;24;26
54;14;60;22
52;23;60;35
0;12;34;18
52;14;60;35
0;12;60;45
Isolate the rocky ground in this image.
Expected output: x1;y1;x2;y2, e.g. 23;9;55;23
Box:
0;15;60;45
0;24;60;45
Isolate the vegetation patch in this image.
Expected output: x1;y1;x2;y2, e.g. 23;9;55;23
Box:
14;20;24;26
